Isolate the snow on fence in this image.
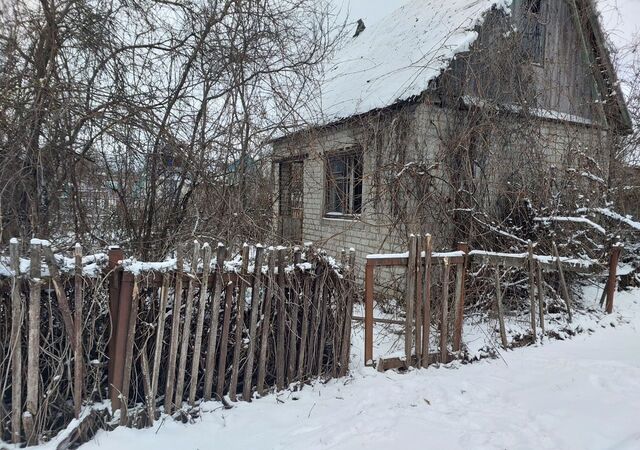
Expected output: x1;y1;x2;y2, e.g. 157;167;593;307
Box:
0;240;356;446
363;236;622;371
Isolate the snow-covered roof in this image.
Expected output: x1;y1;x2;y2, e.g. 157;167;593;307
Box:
315;0;511;125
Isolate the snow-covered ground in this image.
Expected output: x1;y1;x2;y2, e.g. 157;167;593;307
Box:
75;286;640;450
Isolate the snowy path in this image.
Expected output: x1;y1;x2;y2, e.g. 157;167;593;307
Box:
78;288;640;450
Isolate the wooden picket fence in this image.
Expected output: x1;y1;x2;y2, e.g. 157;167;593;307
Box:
363;235;620;371
0;240;356;446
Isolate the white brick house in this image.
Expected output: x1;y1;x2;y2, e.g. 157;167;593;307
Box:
271;0;632;271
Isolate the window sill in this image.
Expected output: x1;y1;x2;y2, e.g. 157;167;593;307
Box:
323;213;361;222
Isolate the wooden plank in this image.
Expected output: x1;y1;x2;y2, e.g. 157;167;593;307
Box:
141;345;153;424
440;258;450;364
175;242;200;408
73;243;84;418
605;244;623;314
150;273;170;417
203;244;227;400
188;243;212;405
43;245;75;342
552;241;573;322
536;261;545;334
422;235;433;366
24;240;42;444
415;236;423;368
307;264;322;377
364;262;374;365
495;267;508;348
286;248;302;381
339;249;357;376
163;243;184;414
216;276;234;398
9;239;22;444
452;243;469;353
297;273;312;380
275;249;287;390
257;250;276;395
229;245;250;402
120;277;140;426
316;281;328;378
405;235;417;365
528;242;537;342
243;245;265;401
366;255;466;268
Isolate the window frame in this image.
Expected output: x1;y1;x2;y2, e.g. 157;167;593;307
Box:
324;148;363;219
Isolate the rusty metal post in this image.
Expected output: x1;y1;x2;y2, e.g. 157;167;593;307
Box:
106;247;124;404
110;271;134;410
364;261;374;365
452;242;469;352
605;244;624;314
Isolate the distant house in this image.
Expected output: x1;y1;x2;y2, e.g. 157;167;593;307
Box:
271;0;632;266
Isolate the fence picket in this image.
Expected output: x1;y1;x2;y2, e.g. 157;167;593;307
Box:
164;243;184;414
243;245;265;401
229;245;250;402
203;244;227;400
9;240;22;444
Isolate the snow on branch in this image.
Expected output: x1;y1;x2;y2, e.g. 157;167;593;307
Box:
577;208;640;232
534;216;607;234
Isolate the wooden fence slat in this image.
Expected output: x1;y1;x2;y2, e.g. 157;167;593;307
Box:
495;267;508;348
316;281;329;377
257;250;276;395
164;243;184;414
287;248;302;381
452;243;469;353
229;245;250;402
243;245;265;401
216;277;234;398
189;243;213;404
421;235;433;366
175;241;200;408
440;258;450;364
275;249;287;390
339;249;356;376
307;265;322;378
141;345;153;424
527;242;537;342
203;244;227;401
150;273;170;416
415;236;423;368
9;239;22;444
605;244;623;314
405;235;417;364
536;261;545;333
24;240;42;444
552;241;573;322
43;245;75;343
297;273;312;380
364;261;374;365
73;243;84;417
120;277;140;425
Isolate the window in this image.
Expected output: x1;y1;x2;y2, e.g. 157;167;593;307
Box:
325;151;363;217
278;160;303;218
522;0;547;64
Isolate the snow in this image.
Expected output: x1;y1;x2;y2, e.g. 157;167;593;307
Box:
314;0;510;125
40;286;637;450
579;207;640;232
534;216;607;234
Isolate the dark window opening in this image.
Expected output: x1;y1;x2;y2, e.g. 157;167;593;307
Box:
325;151;363;217
279;160;303;218
522;0;547;64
